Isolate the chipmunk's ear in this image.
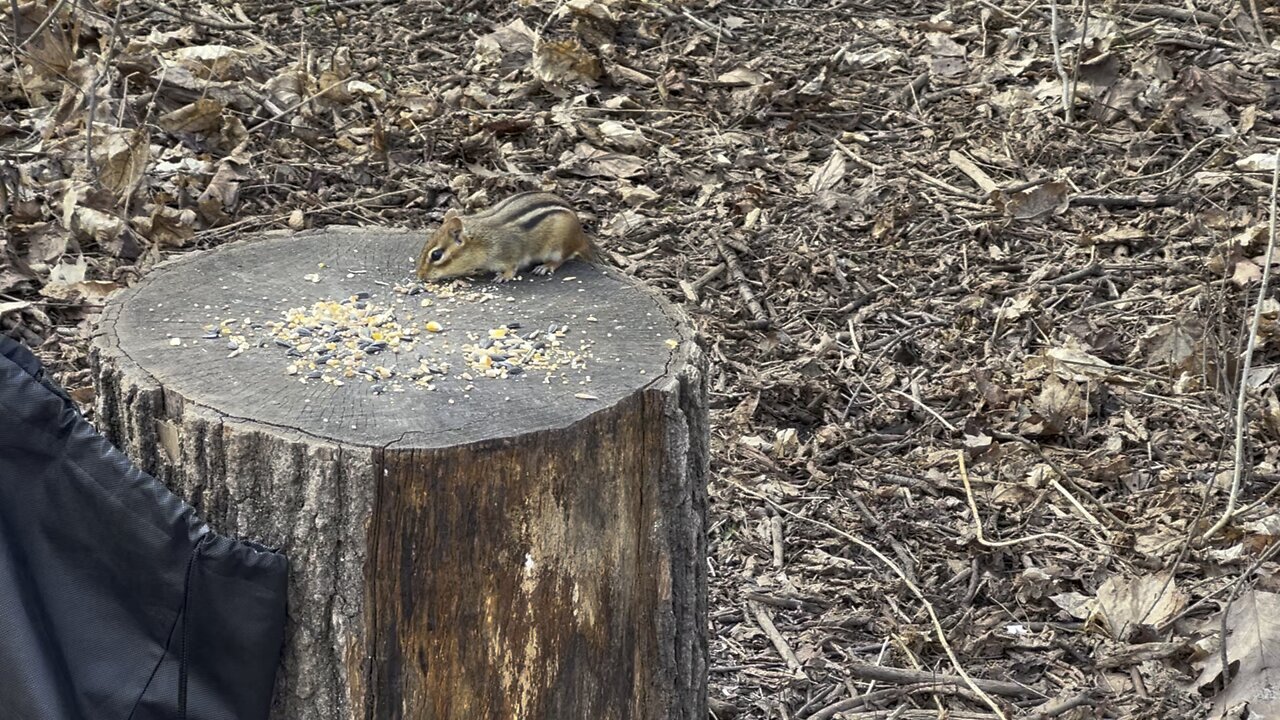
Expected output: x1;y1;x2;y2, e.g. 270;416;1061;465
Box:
441;213;463;244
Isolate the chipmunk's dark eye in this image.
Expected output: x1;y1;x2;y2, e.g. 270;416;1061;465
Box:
429;248;444;263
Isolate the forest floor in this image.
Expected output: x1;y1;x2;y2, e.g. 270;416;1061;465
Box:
5;0;1280;718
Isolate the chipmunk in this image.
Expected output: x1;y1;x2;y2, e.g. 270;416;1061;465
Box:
415;192;600;283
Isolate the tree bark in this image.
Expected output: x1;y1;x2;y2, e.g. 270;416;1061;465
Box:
90;227;708;720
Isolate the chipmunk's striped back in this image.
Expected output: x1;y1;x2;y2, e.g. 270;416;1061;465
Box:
472;192;575;232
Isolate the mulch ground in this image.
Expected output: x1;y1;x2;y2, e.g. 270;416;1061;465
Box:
6;0;1280;717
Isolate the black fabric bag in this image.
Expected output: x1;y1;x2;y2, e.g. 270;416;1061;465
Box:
0;336;288;720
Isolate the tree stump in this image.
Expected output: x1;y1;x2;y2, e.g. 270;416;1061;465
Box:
89;227;708;720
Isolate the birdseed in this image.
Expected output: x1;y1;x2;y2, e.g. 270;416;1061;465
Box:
205;277;598;396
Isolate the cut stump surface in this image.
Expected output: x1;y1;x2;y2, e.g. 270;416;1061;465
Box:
91;227;708;720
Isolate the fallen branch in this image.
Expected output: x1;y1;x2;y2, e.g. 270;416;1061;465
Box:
1022;688;1107;720
748;601;807;680
716;241;770;330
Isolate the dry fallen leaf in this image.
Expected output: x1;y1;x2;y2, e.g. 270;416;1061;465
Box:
93;126;150;203
926;32;968;78
1081;225;1147;247
197;146;251;224
806;152;847;195
773;428;800;457
70;206;128;253
158;99;226;135
1194;590;1280;719
533;38;602;88
994;181;1070;220
166;45;244;81
41;257;92;299
1137;317;1202;371
1092;572;1186;638
472;19;537;75
593;121;648;153
1028;375;1086;436
559;0;623;23
1050;592;1094;620
149;206;198;248
19;222;68;266
1236;152;1279;172
1041;344;1114;381
558;143;646;179
717;66;770;87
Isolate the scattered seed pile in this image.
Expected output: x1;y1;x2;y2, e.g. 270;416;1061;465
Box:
203;278;595;395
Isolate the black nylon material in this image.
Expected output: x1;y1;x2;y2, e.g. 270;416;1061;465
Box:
0;336;288;720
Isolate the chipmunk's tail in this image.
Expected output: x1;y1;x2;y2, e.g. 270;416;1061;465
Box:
581;235;604;264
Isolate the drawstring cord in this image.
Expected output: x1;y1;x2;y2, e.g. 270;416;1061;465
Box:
178;533;211;720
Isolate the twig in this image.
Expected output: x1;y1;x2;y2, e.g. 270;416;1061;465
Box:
1228;473;1280;521
806;683;955;720
84;0;127;183
194;188;418;240
834;137;884;173
909;169;983;201
890;389;957;432
769;515;784;568
1001;177;1055;194
247;77;352;132
1244;0;1269;47
1095;642;1184;668
1202;149;1280;542
1071;194;1182;208
1049;0;1072;122
1069;0;1089;124
957;452;1090;552
1127;5;1220;22
896;72;929;107
844;662;1036;699
1218;578;1238;695
257;0;399;13
14;0;71;50
1047;263;1101;285
726;479;1013;720
679;263;725;302
655;4;732;41
1022;689;1106;720
683;8;733;40
948;151;999;194
716;241;770;330
1157;538;1280;634
749;601;808;679
6;0;21;92
1095;136;1219;192
132;0;253;30
988;430;1123;534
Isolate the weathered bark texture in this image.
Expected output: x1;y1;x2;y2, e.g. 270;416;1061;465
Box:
90;227;708;720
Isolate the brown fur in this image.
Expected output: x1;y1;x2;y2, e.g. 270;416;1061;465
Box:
416;192;598;282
